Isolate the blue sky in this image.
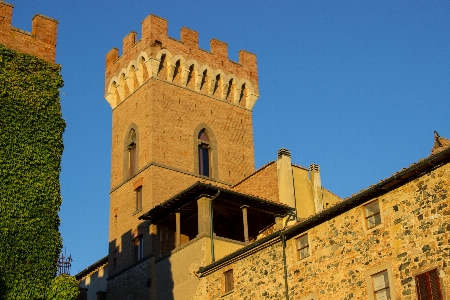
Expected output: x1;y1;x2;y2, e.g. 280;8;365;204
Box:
7;1;450;274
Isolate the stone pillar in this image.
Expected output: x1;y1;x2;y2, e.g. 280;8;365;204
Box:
197;195;212;236
221;83;229;100
167;64;175;81
181;69;189;86
175;212;181;247
234;86;242;105
147;57;160;77
241;205;249;243
195;74;203;91
208;78;216;96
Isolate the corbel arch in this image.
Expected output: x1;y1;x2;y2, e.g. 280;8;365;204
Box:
136;51;151;83
126;63;139;94
199;65;214;94
212;69;226;98
106;77;120;108
237;78;258;109
156;49;173;81
137;56;149;82
186;60;201;90
118;71;129;100
224;74;238;103
170;54;188;84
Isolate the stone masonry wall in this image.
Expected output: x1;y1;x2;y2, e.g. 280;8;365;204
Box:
195;162;450;299
193;239;286;300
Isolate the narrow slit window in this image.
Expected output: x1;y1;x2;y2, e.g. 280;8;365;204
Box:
128;129;137;177
198;129;210;177
135;186;142;211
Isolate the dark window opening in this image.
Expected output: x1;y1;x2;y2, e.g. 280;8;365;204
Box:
135;186;142;211
128;129;137;177
198;144;210;176
197;129;211;177
416;269;443;300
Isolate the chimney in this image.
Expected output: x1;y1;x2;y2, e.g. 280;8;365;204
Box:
277;148;296;209
309;163;323;213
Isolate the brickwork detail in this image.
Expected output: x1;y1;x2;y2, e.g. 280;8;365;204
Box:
0;1;57;63
105;15;259;110
233;162;280;203
105;14;258;295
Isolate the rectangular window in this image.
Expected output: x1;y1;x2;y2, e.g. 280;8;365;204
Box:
296;233;310;260
372;270;391;300
416;269;443;300
364;200;381;229
224;269;234;294
135;186;142;211
134;235;144;261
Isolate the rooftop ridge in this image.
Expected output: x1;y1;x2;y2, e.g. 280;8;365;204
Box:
0;1;58;63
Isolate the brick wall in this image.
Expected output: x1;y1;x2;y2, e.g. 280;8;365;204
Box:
105;15;258;96
106;15;259;295
0;2;57;63
233;162;279;203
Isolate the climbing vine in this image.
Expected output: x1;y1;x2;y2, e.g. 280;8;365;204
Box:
0;44;66;299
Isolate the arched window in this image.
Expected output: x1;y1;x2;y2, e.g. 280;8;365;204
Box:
198;129;210;177
128;129;137;176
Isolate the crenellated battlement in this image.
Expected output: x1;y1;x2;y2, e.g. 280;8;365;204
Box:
105;14;259;110
0;1;58;63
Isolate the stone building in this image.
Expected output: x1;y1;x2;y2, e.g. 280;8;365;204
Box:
94;13;450;300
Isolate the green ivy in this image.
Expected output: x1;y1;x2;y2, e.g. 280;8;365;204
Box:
47;275;79;300
0;44;65;299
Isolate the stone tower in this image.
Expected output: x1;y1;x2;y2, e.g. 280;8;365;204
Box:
105;14;259;298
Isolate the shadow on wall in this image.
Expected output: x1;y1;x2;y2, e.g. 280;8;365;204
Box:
107;221;175;300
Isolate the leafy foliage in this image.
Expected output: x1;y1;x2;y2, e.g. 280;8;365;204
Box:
0;44;65;299
47;275;79;300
